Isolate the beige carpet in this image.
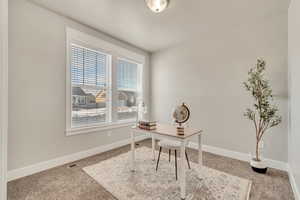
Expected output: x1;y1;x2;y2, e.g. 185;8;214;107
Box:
83;147;251;200
8;140;294;200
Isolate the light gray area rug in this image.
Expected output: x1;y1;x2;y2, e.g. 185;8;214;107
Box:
83;147;251;200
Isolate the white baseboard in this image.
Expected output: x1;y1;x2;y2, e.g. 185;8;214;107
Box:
188;142;288;171
7;135;148;181
288;165;300;200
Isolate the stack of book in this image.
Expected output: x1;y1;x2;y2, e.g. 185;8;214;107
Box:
138;121;157;130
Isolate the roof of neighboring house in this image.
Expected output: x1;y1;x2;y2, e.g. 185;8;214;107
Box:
82;88;100;97
72;86;86;96
96;90;106;103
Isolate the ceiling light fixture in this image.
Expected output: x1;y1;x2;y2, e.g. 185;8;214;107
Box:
145;0;169;13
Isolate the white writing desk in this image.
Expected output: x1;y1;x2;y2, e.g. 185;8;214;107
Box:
131;124;203;200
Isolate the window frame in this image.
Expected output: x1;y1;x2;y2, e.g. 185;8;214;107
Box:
65;27;145;136
70;43;112;126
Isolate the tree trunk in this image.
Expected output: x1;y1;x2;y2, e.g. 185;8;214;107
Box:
256;140;260;161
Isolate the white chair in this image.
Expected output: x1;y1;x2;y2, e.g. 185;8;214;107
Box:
156;140;191;180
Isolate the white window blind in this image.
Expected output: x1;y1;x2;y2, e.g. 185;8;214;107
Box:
71;45;106;87
117;59;138;90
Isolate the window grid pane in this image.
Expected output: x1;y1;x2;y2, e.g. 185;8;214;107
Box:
71;44;108;127
117;59;138;90
117;59;138;121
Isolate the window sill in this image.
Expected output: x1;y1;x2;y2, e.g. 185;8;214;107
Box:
66;120;136;136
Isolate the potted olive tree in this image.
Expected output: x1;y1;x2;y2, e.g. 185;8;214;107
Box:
243;58;282;174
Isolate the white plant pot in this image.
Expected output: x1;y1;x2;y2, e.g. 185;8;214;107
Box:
250;158;268;174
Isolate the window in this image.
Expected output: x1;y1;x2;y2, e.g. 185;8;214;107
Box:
71;45;109;127
66;28;145;135
117;59;139;121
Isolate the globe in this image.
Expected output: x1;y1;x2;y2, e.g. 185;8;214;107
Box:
172;103;190;125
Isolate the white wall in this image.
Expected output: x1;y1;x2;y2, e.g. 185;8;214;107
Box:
151;9;288;162
288;0;300;198
8;0;150;171
0;0;8;198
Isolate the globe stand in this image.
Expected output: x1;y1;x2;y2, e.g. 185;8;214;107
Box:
176;122;185;135
177;127;185;135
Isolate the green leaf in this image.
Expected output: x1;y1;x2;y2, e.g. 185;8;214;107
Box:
243;58;282;131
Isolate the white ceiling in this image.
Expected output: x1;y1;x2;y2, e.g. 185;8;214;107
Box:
30;0;290;52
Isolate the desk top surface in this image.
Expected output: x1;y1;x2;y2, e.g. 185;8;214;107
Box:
132;123;202;139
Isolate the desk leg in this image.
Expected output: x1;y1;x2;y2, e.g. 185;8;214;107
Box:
131;130;135;172
180;141;186;199
198;134;202;167
152;134;155;161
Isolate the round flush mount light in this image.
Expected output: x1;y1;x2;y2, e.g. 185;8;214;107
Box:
145;0;169;13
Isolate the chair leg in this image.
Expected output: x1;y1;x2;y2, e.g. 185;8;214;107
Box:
175;150;178;180
185;151;191;169
169;149;171;162
156;147;162;171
